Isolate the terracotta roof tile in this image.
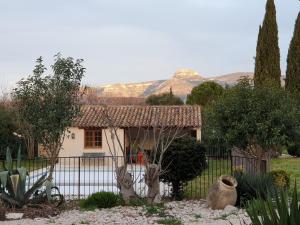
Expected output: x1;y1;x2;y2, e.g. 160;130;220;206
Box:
73;105;201;128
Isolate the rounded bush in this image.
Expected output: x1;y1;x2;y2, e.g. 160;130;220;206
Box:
79;192;122;210
269;170;290;190
287;144;300;157
160;136;207;200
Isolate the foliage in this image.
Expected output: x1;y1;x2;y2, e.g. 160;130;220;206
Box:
287;143;300;157
234;171;277;206
247;184;300;225
203;78;300;158
0;106;18;156
144;204;166;217
286;12;300;93
160;136;206;200
254;0;281;87
146;90;183;105
0;148;58;208
127;198;148;207
12;54;85;178
271;157;300;192
79;192;123;210
269;170;290;190
186;81;224;107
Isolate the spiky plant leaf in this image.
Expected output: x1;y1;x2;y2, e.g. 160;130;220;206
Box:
16;146;21;168
16;168;27;202
44;180;54;201
17;168;27;194
247;183;300;225
24;173;47;202
10;175;19;197
5;147;12;172
290;183;300;224
0;192;22;208
0;171;8;189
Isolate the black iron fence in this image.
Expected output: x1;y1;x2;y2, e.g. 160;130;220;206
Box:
0;153;264;200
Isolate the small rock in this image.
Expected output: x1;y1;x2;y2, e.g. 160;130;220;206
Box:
222;205;238;215
6;213;24;220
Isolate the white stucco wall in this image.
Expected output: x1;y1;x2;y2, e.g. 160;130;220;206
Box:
59;126;201;158
59;127;125;157
196;128;201;141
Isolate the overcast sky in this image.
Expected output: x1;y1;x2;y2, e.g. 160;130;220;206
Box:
0;0;299;88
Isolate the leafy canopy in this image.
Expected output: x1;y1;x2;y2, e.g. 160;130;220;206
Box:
160;136;206;200
203;77;300;153
12;54;85;177
146;89;183;105
0;106;18;156
186;81;224;107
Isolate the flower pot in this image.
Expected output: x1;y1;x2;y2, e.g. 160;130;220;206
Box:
207;175;237;210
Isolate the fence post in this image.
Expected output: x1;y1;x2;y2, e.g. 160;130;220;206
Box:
78;157;81;199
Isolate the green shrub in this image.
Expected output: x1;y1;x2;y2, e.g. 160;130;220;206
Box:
79;192;122;210
269;170;290;190
247;184;300;225
127;198;148;207
287;144;300;157
145;204;165;217
160;137;207;200
234;171;277;206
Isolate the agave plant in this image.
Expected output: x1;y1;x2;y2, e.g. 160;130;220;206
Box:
0;147;62;208
247;183;300;225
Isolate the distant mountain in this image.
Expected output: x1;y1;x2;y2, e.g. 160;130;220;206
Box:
93;69;254;100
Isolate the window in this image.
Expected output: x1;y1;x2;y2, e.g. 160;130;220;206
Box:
84;128;102;148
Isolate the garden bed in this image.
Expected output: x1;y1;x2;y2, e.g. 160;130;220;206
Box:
1;203;61;220
2;200;251;225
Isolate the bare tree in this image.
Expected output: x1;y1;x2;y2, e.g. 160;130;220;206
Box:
100;106;185;204
138;126;183;204
101;107;138;203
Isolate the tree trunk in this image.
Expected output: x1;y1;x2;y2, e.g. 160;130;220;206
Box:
172;181;183;200
145;164;161;204
47;163;55;181
25;136;35;160
116;166;137;204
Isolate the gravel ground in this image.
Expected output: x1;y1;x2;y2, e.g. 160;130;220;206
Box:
2;200;251;225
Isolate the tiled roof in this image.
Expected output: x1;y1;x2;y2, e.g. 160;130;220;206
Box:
73;105;201;128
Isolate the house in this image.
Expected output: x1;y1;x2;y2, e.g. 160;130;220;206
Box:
41;105;201;158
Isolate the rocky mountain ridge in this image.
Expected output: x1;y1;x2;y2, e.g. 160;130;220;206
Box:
93;69;254;99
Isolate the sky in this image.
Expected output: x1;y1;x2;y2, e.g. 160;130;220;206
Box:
0;0;299;88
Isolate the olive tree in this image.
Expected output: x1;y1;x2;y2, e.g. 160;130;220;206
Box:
138;125;183;204
101;107;183;204
12;54;85;179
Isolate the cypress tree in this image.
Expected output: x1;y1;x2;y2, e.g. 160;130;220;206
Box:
286;12;300;93
254;0;281;87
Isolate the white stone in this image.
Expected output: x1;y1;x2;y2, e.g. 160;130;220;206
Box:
2;200;251;225
222;205;238;215
6;213;24;220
